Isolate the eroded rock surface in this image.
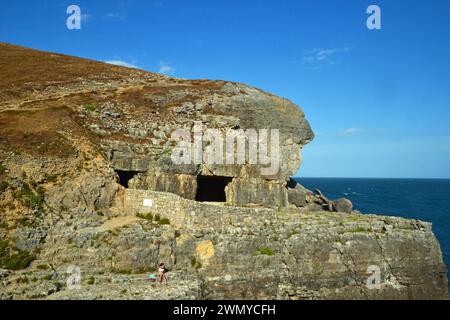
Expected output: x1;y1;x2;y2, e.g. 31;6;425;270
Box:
0;43;447;299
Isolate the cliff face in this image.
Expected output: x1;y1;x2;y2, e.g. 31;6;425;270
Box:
0;43;447;299
1;43;315;209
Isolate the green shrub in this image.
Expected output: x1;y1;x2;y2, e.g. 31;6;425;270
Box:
43;274;53;280
159;218;170;225
37;264;49;270
112;269;132;275
137;213;170;226
17;218;34;227
36;185;45;195
0;240;37;271
16;182;45;209
0;240;8;258
0;181;9;192
29;194;44;209
44;174;57;183
87;276;95;285
349;227;370;233
83;103;98;112
191;257;202;270
16;276;29;284
254;247;274;256
2;250;36;270
0;163;6;174
137;212;153;221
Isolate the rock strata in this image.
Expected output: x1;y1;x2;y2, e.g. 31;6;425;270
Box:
0;43;447;299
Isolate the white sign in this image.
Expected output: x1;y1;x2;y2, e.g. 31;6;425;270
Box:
143;199;154;207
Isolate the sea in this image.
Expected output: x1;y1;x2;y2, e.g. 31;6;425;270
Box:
293;177;450;293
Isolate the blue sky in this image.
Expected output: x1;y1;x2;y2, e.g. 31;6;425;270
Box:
1;0;450;178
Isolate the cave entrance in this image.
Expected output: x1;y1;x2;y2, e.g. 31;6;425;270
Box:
195;175;232;202
115;170;140;188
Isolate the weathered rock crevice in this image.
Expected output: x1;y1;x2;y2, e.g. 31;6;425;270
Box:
115;170;141;188
195;175;232;202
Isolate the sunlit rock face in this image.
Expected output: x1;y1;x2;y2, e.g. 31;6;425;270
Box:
0;43;446;300
105;80;314;207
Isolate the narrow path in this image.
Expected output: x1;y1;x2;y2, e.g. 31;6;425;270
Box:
97;216;141;232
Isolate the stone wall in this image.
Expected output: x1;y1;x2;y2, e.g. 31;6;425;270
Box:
122;188;275;228
120;189;448;299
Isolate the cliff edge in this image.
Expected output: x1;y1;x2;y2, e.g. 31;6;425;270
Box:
0;43;447;299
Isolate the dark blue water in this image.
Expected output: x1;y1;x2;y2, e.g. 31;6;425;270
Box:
294;177;450;292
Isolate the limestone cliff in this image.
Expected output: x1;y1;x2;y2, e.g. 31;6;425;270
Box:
0;43;447;299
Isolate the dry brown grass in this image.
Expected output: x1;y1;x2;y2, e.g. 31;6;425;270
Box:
0;107;79;158
188;79;227;90
203;105;226;115
0;43;150;89
118;87;157;108
0;43;236;157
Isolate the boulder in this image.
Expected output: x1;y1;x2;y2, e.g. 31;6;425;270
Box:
287;184;307;207
47;174;120;211
314;189;330;204
332;198;353;213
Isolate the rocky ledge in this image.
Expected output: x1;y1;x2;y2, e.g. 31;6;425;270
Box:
0;190;447;299
0;43;448;299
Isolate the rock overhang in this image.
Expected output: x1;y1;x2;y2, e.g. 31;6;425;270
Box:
97;81;314;208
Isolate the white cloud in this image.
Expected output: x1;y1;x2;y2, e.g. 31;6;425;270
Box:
337;127;390;137
316;49;338;61
158;62;175;75
105;13;125;19
104;60;139;69
340;128;365;136
303;47;350;65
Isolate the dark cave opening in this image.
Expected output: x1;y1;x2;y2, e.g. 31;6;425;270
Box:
115;170;140;188
195;175;232;202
